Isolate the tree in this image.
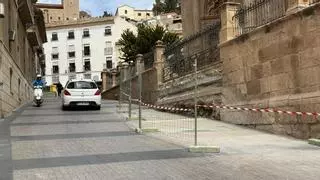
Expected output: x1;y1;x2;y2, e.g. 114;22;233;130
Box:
118;24;180;63
152;0;181;15
103;11;113;17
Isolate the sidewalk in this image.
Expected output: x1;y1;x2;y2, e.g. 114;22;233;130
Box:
116;103;320;179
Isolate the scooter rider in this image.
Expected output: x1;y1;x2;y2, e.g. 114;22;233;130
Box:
32;74;44;87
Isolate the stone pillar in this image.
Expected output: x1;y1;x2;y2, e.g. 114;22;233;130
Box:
286;0;309;14
111;69;117;87
153;40;165;85
122;62;129;81
220;2;241;43
136;54;144;75
136;54;144;74
101;70;108;91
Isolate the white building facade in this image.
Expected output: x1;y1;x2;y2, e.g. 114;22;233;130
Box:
115;5;154;22
43;16;137;86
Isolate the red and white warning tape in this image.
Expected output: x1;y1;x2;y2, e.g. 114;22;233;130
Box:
131;98;320;117
197;104;320;117
141;102;192;112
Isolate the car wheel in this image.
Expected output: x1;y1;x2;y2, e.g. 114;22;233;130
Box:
62;105;68;111
95;106;101;110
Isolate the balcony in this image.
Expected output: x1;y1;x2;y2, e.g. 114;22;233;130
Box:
27;25;42;47
18;0;35;26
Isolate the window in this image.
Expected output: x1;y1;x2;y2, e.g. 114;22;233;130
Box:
84;60;91;71
146;13;150;16
125;10;127;14
104;41;113;55
68;45;75;58
52;54;59;59
83;44;90;56
106;57;112;69
104;26;112;36
83;29;90;38
58;17;61;20
68;52;75;58
67;81;97;89
66;17;69;20
52;65;59;74
68;31;75;39
51;32;58;41
52;47;59;59
138;13;141;16
69;63;76;73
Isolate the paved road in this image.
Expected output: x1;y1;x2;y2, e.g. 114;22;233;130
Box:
1;97;320;180
4;98;212;180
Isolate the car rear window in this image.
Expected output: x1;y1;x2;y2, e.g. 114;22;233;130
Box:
67;81;97;89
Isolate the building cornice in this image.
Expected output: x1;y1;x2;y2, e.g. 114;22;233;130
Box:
46;17;115;30
35;3;64;9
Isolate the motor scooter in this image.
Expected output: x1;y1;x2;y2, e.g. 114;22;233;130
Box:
33;85;43;107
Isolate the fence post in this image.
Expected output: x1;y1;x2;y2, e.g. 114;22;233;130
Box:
194;56;198;147
220;2;240;43
122;62;129;81
111;69;117;87
128;63;134;120
118;62;123;110
101;70;108;91
286;0;309;14
136;54;143;130
153;40;165;86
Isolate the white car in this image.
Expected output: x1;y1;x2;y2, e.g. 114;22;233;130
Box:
62;79;101;110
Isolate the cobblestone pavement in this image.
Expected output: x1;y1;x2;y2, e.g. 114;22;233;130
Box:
2;98;320;180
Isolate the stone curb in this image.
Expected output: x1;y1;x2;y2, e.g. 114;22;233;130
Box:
188;146;220;153
308;139;320;147
4;100;32;122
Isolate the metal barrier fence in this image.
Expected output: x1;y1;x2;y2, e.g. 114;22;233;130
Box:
233;0;287;36
118;60;199;146
163;22;220;82
143;51;154;70
116;22;222;147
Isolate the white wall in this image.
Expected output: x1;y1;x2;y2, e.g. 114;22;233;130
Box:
117;5;153;21
43;17;137;87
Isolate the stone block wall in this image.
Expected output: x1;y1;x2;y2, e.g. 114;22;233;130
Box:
220;4;320;139
157;64;222;114
102;68;158;104
101;85;119;100
0;42;33;117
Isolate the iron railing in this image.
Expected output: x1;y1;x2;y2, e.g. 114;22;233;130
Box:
310;0;320;5
143;51;154;70
233;0;288;36
163;22;221;82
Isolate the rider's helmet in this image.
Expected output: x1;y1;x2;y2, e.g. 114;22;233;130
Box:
36;74;41;80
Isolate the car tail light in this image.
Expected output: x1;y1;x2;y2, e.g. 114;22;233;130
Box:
94;90;101;96
64;90;71;96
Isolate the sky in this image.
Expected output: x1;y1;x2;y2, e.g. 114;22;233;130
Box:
38;0;154;16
